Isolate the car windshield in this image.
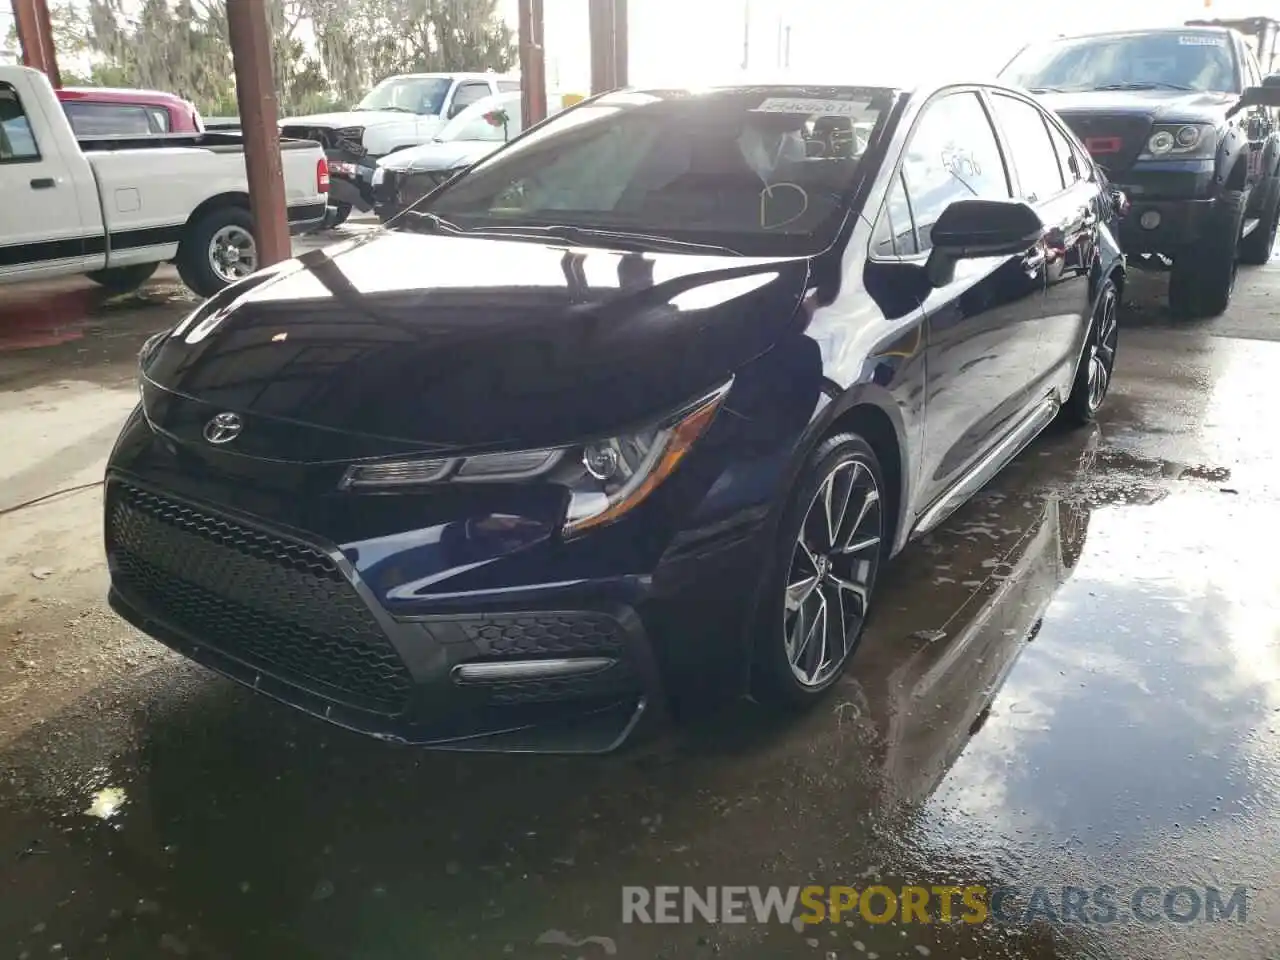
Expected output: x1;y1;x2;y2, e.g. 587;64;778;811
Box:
420;86;893;256
356;77;452;115
1002;31;1239;93
438;93;523;142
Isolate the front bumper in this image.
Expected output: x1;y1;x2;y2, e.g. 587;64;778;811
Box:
104;475;666;753
1110;159;1219;258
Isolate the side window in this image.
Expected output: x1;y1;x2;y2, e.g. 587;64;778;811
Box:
899;91;1010;254
1046;119;1081;186
0;84;40;161
147;108;171;133
990;94;1066;204
450;82;492;117
497;81;521;93
871;171;917;257
63;102;154;137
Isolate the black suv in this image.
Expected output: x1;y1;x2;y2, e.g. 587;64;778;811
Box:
1002;25;1280;318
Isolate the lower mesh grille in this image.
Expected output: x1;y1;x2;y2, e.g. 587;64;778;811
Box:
106;480;411;714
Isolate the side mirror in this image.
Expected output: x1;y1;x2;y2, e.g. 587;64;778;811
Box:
1227;82;1280;118
925;199;1044;287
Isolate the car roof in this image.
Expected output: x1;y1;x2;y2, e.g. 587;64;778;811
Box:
58;86;193;106
386;72;519;82
1037;25;1237;42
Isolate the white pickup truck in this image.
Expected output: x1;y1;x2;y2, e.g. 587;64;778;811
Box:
0;65;330;298
280;72;519;220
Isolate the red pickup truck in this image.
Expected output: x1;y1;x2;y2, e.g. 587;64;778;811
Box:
55;86;203;136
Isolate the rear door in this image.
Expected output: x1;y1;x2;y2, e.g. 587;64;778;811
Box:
872;89;1047;510
988;91;1097;398
0;80;99;281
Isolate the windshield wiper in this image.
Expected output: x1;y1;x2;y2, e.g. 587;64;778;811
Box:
354;105;416;113
1027;86;1065;93
461;223;743;256
1091;81;1195;91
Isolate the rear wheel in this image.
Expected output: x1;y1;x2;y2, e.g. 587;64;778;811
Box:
1168;190;1244;320
176;206;257;298
1239;176;1280;266
751;433;886;708
86;262;158;295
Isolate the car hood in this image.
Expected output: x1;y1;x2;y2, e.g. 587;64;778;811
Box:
379;140;498;173
1037;88;1238;123
279;110;431;129
141;231;810;460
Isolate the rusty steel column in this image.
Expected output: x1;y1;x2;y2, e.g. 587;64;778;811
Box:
11;0;61;86
518;0;547;126
226;0;291;269
589;0;628;92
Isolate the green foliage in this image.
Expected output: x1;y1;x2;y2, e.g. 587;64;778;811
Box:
33;0;515;117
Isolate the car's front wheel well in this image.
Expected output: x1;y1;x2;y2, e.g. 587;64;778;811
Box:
1224;155;1247;193
824;403;903;553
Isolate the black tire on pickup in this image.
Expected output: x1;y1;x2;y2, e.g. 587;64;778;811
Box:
1239;176;1280;266
1168;190;1245;320
85;262;159;295
176;205;256;298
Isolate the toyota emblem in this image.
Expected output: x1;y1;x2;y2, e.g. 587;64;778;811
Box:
203;411;243;444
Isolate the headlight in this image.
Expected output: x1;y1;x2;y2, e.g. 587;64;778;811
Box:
1142;124;1216;159
339;382;732;536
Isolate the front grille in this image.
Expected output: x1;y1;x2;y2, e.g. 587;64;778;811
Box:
106;481;412;714
458;612;628;658
1058;114;1153;175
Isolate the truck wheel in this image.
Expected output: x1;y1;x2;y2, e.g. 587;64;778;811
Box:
86;262;159;295
1168;190;1245;320
177;206;258;298
1239;177;1280;266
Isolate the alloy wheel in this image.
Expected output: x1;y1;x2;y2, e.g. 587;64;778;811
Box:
208;224;258;284
1087;287;1119;413
783;458;884;687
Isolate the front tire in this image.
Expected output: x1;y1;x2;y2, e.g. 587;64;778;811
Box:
176;206;258;298
1168;190;1244;320
1239;176;1280;266
751;433;886;708
86;262;158;295
1062;279;1120;426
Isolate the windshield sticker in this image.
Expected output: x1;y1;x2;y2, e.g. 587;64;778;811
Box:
1179;35;1226;46
753;97;873;118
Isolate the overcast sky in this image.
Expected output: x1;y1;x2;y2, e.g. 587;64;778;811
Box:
525;0;1268;92
5;0;1268;85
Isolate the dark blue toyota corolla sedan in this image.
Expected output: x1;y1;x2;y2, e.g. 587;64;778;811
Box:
105;78;1126;752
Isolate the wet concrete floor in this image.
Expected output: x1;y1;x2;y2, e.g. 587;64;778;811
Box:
0;251;1278;959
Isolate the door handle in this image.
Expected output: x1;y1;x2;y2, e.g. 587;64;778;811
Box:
29;177;56;190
